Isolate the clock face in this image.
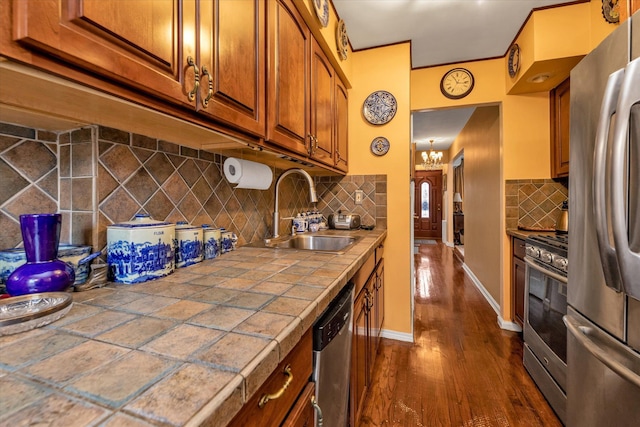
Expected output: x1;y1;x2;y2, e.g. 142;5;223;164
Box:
508;44;520;78
440;68;474;99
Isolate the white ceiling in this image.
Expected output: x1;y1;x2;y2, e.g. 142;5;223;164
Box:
332;0;576;150
412;107;476;151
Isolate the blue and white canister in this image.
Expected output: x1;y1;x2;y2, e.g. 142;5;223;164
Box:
202;225;221;260
175;222;204;268
220;229;234;254
107;214;175;284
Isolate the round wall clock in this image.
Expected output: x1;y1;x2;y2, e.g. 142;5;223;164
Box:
508;44;520;78
336;19;349;61
370;137;390;156
313;0;329;28
362;90;397;125
440;68;475;99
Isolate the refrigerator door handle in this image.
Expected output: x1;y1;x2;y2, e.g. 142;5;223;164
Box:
565;314;640;389
593;68;625;291
611;57;640;299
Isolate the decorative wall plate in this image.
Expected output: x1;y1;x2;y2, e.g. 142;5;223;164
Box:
363;91;397;125
508;44;520;78
313;0;329;28
370;137;390;156
601;0;619;24
336;19;349;60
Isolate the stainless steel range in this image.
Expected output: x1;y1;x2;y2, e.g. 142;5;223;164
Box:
523;234;568;424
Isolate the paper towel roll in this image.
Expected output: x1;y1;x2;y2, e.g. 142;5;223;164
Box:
223;158;273;190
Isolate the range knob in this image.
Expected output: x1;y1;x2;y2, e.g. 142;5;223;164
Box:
553;257;569;272
540;250;553;264
526;245;540;258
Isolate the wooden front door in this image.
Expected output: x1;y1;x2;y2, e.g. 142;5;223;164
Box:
414;170;442;239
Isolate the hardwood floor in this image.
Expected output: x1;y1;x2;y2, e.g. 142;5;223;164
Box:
359;241;562;427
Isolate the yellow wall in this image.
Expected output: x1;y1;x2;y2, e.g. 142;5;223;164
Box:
349;43;413;335
449;107;502;302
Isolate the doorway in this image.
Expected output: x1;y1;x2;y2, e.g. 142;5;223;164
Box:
414;170;442;239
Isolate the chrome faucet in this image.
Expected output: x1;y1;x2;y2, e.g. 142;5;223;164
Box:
272;168;318;239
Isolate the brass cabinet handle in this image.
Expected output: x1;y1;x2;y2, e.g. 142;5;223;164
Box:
310;395;324;427
201;65;214;108
307;134;314;155
186;56;200;102
258;365;293;408
313;136;319;153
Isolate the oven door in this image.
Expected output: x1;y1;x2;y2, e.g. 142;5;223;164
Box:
524;257;568;391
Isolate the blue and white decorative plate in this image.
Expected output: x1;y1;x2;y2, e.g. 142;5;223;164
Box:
313;0;329;28
336;19;348;60
363;90;397;125
370;137;390;156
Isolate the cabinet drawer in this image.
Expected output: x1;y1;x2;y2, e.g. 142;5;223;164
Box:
228;329;312;427
353;252;375;296
375;243;384;265
282;382;316;427
513;237;526;260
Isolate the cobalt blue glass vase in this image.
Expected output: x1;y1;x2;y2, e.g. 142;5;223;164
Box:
5;213;75;296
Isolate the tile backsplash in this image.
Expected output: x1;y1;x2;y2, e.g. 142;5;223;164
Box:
505;179;568;230
0;122;387;251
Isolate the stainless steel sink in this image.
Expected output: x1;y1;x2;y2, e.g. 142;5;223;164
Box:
259;234;360;253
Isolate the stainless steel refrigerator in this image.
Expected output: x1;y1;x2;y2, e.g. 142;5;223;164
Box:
566;10;640;427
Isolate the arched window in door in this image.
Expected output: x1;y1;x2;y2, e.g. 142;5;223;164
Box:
421;182;430;218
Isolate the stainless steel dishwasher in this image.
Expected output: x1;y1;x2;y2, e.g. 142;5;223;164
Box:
312;281;354;426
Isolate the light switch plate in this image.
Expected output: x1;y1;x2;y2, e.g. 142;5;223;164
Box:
354;190;364;205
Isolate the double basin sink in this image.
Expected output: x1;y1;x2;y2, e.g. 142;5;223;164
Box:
255;234;360;254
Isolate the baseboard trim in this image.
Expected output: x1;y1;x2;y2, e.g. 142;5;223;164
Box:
461;263;522;332
498;317;522;332
462;263;501;316
380;329;414;343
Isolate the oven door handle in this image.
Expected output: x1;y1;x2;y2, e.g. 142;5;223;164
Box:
524;257;567;284
564;314;640;389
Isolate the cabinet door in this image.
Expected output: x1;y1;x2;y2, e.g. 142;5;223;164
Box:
350;288;368;427
373;258;385;354
550;77;570;178
281;382;315;427
309;37;334;166
198;0;266;137
334;77;349;172
267;0;310;156
513;256;526;326
12;0;194;109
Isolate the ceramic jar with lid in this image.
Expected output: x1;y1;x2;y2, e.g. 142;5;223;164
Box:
202;225;221;260
107;214;175;284
175;222;204;267
220;228;237;254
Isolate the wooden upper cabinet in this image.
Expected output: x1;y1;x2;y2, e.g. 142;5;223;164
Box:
334;78;349;172
11;0;266;137
267;0;311;156
12;0;193;108
196;0;265;136
550;77;570;178
309;38;334;166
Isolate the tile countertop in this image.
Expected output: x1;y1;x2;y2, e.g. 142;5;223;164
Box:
0;228;386;427
506;228;556;240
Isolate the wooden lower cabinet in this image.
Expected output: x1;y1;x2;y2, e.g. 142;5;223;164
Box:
282;382;317;427
351;284;369;426
228;329;312;427
350;248;385;426
512;237;526;327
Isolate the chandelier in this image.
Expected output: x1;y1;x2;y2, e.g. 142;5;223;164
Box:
421;140;443;169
